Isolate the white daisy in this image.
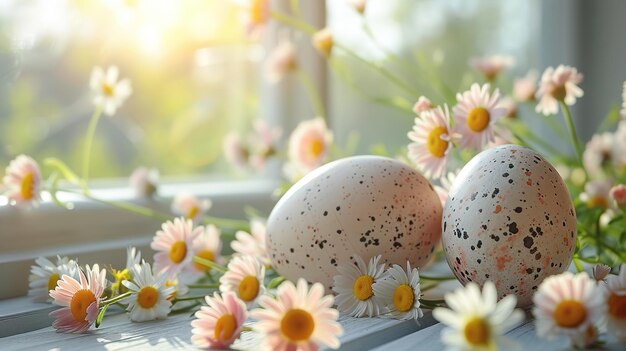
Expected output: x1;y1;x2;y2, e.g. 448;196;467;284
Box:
171;193;212;223
3;154;42;206
408;105;455;179
89;65;132;116
583;132;614;178
453;83;506;150
535;65;583;116
332;254;386;317
111;246;143;295
532;272;605;343
220;255;266;308
469;55;514;81
433;281;524;351
121;262;174;322
604;264;626;342
187;224;223;281
513;69;537;102
29;256;78;302
580;179;614;210
151;217;203;278
372;262;423;320
230;218;270;266
129;167;158;197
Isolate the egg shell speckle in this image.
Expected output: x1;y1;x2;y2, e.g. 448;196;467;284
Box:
442;145;576;307
267;156;442;290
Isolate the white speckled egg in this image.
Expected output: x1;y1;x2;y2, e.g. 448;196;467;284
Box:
442;145;576;306
267;156;442;290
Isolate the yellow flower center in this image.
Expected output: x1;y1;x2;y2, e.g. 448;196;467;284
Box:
215;314;238;341
608;293;626;320
137;286;159;309
70;289;97;322
20;172;35;200
308;138;325;161
238;275;260;302
313;32;333;57
427;126;449;158
250;0;266;25
169;241;187;264
280;308;315;342
554;300;587;328
47;273;60;292
186;206;200;220
165;281;177;300
392;284;415;312
587;196;608;210
467;107;490;132
193;250;215;272
464;317;491;346
353;275;374;301
101;83;115;97
551;85;567;101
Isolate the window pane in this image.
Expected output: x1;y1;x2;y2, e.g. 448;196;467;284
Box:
0;0;260;178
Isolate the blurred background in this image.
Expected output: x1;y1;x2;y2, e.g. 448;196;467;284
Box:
0;0;624;180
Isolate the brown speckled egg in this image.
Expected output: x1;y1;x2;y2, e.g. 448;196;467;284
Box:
267;156;442;290
442;145;576;307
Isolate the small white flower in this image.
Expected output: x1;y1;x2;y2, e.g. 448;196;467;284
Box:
372;262;423;320
434;281;524;351
265;41;297;83
121;262;174;322
513;69;537;102
231;219;270;266
29;256;78;302
412;96;434;115
532;272;605;343
90;65;132;116
604;264;626;342
580;179;614;210
583;132;614;178
129;167;158;197
408;105;455;179
3;154;42;206
220;255;266;308
535;65;583;116
287;117;333;172
453;83;506;150
469;55;514;81
171;193;212;223
332;254;386;317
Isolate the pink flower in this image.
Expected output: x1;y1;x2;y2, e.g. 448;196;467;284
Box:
610;184;626;208
453;83;506;150
313;28;333;57
535;65;583;116
407;105;454;179
231;219;270;266
248;119;282;172
469;55;514;81
171;193;211;223
49;264;107;333
513;69;537;102
223;132;250;172
287;117;333;172
412;96;434;115
266;41;297;83
129;167;158;197
3;154;42;206
251;278;343;350
191;292;248;349
151;217;203;278
219;255;266;308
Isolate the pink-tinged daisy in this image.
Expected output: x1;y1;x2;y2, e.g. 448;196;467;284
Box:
535;65;583;116
251;278;343;350
288;117;333;172
129;167;158;197
248;119;282;172
223;132;250;172
191;292;248;349
412;96;434;115
151;217;203;278
498;96;517;118
513;69;537;102
604;264;626;342
469;55;514;81
29;256;78;302
453;83;506;150
187;224;223;281
120;262;174;322
3;154;42;206
230;219;270;266
407;105;454;179
532;272;605;344
89;65;132;116
583;132;614;178
220;255;266;308
171;193;212;223
372;262;423;320
111;246;143;295
434;169;460;207
592;264;612;282
49;264;107;333
313;28;333;57
580;179;614;210
611;184;626;208
266;41;297;83
332;254;386;317
433;281;524;351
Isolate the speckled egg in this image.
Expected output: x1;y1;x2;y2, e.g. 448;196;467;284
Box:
442;145;576;307
267;156;442;290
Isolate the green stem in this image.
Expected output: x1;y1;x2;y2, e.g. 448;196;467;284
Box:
270;11;316;35
559;102;584;167
81;106;103;191
296;69;326;118
173;295;207;302
101;291;132;305
420;274;456;281
573;257;584;273
193;256;227;273
187;283;220;289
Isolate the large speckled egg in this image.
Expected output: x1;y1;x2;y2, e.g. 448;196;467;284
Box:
442;145;576;307
267;156;442;290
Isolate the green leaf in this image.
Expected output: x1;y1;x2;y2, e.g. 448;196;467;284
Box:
267;276;286;289
44;157;81;184
95;303;110;328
